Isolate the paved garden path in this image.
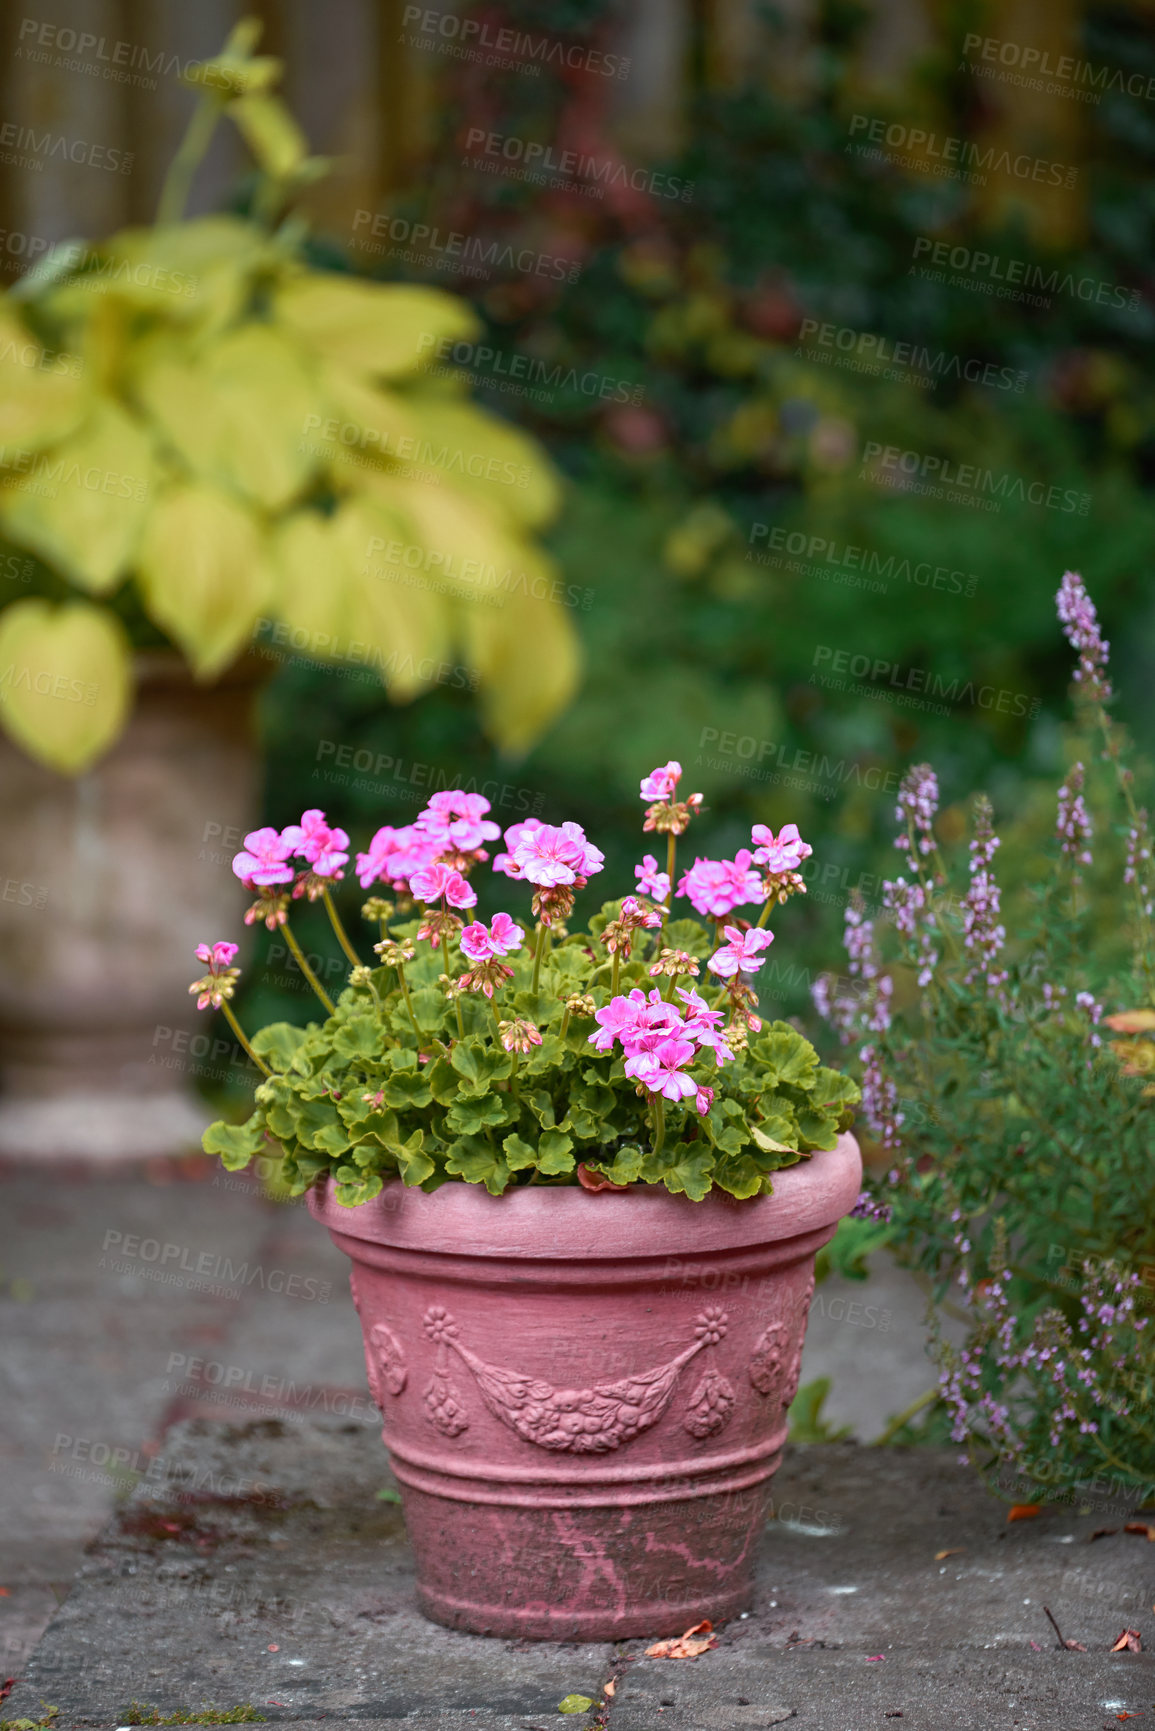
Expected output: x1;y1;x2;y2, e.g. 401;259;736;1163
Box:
2;1166;1151;1728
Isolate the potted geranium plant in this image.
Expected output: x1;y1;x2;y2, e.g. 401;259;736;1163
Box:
199;762;861;1640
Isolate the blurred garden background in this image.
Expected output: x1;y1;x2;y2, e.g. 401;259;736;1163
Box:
0;0;1153;1134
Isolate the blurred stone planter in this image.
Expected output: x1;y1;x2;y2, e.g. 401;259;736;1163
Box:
0;652;266;1162
310;1133;861;1641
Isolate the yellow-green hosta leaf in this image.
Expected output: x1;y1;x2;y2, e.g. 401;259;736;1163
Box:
134;323;317;510
0;306;88;453
273;273;479;380
137;482;270;676
460;549;581;754
399;394;561;529
314;364;420;477
0;598;131;773
229;92;307;177
363;474;533;612
0;400;154;593
270;500;451;700
46;217;281;340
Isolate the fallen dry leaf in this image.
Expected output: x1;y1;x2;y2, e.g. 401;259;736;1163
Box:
1091;1527;1120;1540
1104;1009;1155;1032
646;1620;718;1660
1007;1504;1041;1523
934;1548;964;1560
1111;1629;1143;1653
1124;1522;1155;1541
576;1163;630;1192
604;1681;616;1698
1029;1640;1041;1650
1062;1638;1087;1651
866;1654;885;1662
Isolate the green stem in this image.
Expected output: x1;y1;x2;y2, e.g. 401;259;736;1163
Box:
157;90;227;224
396;965;424;1047
559;1006;571;1041
611;950;620;996
532;922;546;995
756;889;776;929
665;832;677;909
323;887;363;969
283;922;336;1013
443;929;465;1039
221;1001;271;1077
870;1387;939;1446
663;969;680;1002
650;1093;667;1159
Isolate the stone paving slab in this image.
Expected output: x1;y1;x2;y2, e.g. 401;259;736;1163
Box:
3;1418;1153;1730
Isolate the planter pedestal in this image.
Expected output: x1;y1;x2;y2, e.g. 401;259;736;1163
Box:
0;653;265;1162
309;1134;861;1641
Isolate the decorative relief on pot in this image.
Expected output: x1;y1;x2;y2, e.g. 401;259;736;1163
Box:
749;1322;787;1398
683;1367;736;1438
778;1272;816;1413
368;1322;407;1398
422;1305;470;1436
419;1304;729;1453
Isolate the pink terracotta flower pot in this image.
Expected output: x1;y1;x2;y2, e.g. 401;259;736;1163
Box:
308;1131;861;1641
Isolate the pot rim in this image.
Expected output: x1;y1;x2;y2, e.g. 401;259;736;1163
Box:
306;1131;861;1260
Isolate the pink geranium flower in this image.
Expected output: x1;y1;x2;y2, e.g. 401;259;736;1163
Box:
493;817;546;878
588;988;680;1054
459;913;526;963
189;941;241;1010
232;827;294;887
634;855;671;900
409;861;477;908
708;925;775;978
677;852;763;917
356;824;441;891
750;823;812;873
640;761;681;802
418;790;502;856
620;895;662;929
505;821;604;887
281;809;350;878
625;1035;700;1100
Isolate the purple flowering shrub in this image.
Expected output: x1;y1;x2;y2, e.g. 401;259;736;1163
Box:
816;573;1155;1502
201;766;857;1203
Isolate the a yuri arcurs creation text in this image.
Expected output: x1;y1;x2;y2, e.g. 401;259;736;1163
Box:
198;763;858;1201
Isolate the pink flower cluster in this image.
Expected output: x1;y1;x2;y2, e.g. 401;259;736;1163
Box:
356;791;500;893
493;817;604;886
1056;570;1112;702
589;985;733;1107
459;913;524;963
233;811;349;887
